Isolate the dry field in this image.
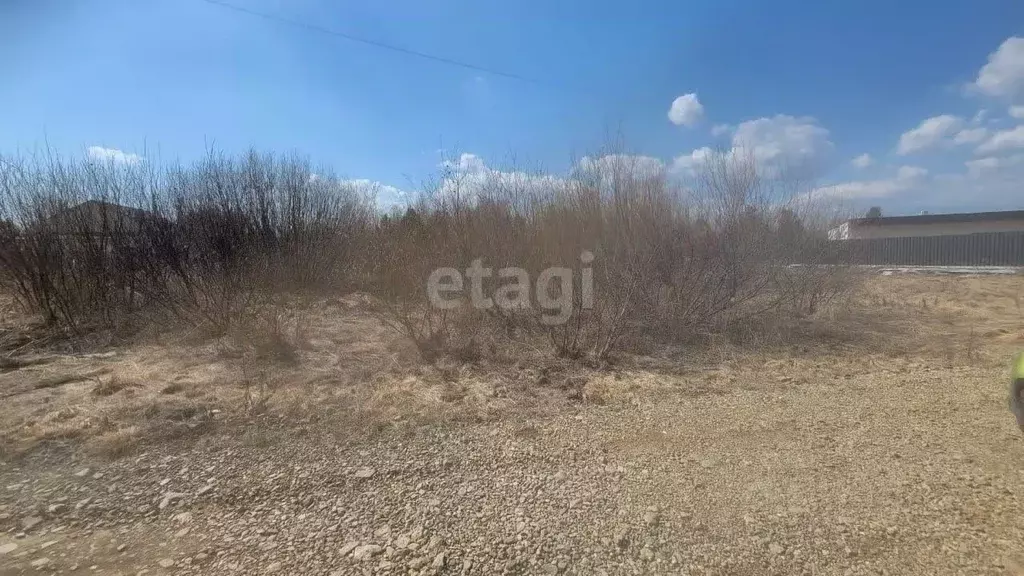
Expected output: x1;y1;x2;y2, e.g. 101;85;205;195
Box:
0;273;1022;576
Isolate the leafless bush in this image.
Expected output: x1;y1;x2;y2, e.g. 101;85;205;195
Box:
0;144;856;366
0;149;375;335
365;148;856;362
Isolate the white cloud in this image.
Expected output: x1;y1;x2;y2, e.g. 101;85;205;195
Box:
896;115;962;154
342;178;409;210
972;36;1024;99
577;154;665;180
667;93;704;127
851;153;873;168
810;164;927;200
730;114;832;171
965;153;1024;176
896;165;928;180
441;152;488;175
86;146;142;165
669;147;715;176
975;125;1024;154
670;115;832;177
435;154;568;203
1010;105;1024;119
953;127;989;144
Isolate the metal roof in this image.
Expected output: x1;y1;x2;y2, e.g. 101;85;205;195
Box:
849;210;1024;227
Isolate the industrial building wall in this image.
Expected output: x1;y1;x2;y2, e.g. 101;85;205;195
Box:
847;219;1024;239
837;231;1024;266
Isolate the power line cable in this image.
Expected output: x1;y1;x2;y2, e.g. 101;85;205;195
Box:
198;0;543;85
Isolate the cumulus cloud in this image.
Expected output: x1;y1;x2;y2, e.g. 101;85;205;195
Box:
972;36;1024;100
670;115;831;177
851;153;873;168
1010;105;1024;119
965;153;1024;176
667;93;704;127
810;164;927;200
669;147;715;176
953;127;989;144
86;146;142;165
576;154;665;180
896;115;962;154
975;125;1024;154
341;178;410;211
731;114;832;171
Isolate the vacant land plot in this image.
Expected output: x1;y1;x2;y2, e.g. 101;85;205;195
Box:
0;274;1022;576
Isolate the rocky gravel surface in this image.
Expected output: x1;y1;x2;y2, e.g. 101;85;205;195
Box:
2;357;1023;576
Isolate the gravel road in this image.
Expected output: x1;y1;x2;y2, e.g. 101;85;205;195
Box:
1;355;1023;576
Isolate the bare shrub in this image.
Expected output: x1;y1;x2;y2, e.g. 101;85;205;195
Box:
0;149;375;336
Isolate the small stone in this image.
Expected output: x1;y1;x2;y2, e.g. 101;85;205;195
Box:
30;557;49;568
408;557;428;569
22;516;43;531
431;551;446;570
117;543;128;552
196;485;214;497
614;528;630;550
195;553;208;561
266;561;282;572
40;541;58;550
542;564;559;575
172;512;192;524
640;547;655;561
159;493;186;510
47;503;67;515
0;543;18;555
339;542;359;556
174;528;190;538
769;543;785;555
352;544;383;561
353;468;375;479
158;558;175;568
74;468;91;477
643;511;659;525
395;535;410;549
553;471;567;481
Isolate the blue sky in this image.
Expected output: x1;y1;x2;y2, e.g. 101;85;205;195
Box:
2;0;1024;214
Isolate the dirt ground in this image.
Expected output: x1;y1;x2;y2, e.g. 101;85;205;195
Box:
0;274;1022;575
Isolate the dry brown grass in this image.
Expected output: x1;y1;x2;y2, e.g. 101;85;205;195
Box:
0;273;1019;461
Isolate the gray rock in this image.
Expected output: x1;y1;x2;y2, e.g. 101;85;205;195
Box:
30;557;49;568
21;516;43;531
159;492;186;510
352;544;383;561
158;558;175;568
0;543;17;555
431;551;446;570
340;542;359;556
353;467;376;479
